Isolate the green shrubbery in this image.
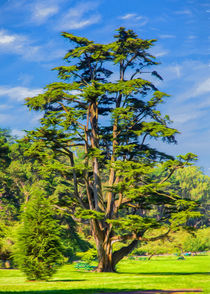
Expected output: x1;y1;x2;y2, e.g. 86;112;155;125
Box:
76;248;97;263
132;227;210;257
184;227;210;253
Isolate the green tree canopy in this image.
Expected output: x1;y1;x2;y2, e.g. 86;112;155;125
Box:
25;27;200;272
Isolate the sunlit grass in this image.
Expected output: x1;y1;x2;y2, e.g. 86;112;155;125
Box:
0;255;209;293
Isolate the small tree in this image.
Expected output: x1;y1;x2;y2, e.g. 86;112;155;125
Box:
14;188;63;280
25;27;200;272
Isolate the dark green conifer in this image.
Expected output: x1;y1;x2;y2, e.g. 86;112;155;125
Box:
14;188;63;280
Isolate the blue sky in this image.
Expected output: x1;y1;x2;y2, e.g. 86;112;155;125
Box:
0;0;210;175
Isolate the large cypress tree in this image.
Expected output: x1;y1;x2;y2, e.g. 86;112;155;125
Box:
25;27;200;272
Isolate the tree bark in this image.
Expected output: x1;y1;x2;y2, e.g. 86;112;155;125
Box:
96;242;116;272
93;218;139;272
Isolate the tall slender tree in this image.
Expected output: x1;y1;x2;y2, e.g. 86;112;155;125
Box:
25;28;199;272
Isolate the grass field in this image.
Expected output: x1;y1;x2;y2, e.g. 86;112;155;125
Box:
0;255;209;294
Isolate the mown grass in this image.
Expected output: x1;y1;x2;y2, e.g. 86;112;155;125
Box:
0;255;209;293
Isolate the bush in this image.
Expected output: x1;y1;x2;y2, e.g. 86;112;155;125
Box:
134;227;210;256
76;247;97;263
0;221;17;268
184;227;210;252
14;191;64;280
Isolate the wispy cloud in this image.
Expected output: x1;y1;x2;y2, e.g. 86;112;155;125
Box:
58;2;101;30
150;44;169;58
0;86;42;102
155;50;169;57
0;30;16;44
31;114;43;124
119;13;148;27
175;9;192;15
31;3;59;24
192;77;210;97
11;129;26;138
159;34;176;39
170;107;204;124
0;29;65;61
173;65;182;78
188;35;197;40
158;60;210;139
0;29;40;59
120;13;137;20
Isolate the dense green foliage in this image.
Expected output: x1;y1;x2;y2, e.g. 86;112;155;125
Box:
170;166;209;226
14;190;64;280
152;165;210;227
0;130;91;270
133;227;210;256
24;27;201;272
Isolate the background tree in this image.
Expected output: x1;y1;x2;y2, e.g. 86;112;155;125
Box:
133;227;210;257
170;166;209;227
25;27;200;272
152;165;209;227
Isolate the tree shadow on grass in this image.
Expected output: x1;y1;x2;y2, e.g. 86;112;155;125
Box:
0;289;203;294
49;279;86;282
119;272;209;276
0;290;123;294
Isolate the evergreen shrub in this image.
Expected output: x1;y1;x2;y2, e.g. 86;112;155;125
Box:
14;190;64;280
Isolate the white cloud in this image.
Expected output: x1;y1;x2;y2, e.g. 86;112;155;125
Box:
0;29;65;62
173;65;182;78
0;86;42;102
31;3;59;24
193;78;210;97
119;13;148;27
11;129;26;138
159;34;176;39
154;50;169;57
150;45;169;58
175;9;192;15
31;114;43;123
0;29;41;59
188;35;197;39
120;13;137;20
0;30;15;45
156;61;210;155
0;30;20;47
58;2;101;30
170;108;203;124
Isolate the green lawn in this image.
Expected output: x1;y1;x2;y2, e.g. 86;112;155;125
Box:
0;255;209;294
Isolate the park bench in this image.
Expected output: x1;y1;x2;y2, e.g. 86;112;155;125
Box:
138;256;147;260
74;261;96;271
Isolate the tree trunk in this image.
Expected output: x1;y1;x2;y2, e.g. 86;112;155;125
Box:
97;246;116;272
93;223;139;272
